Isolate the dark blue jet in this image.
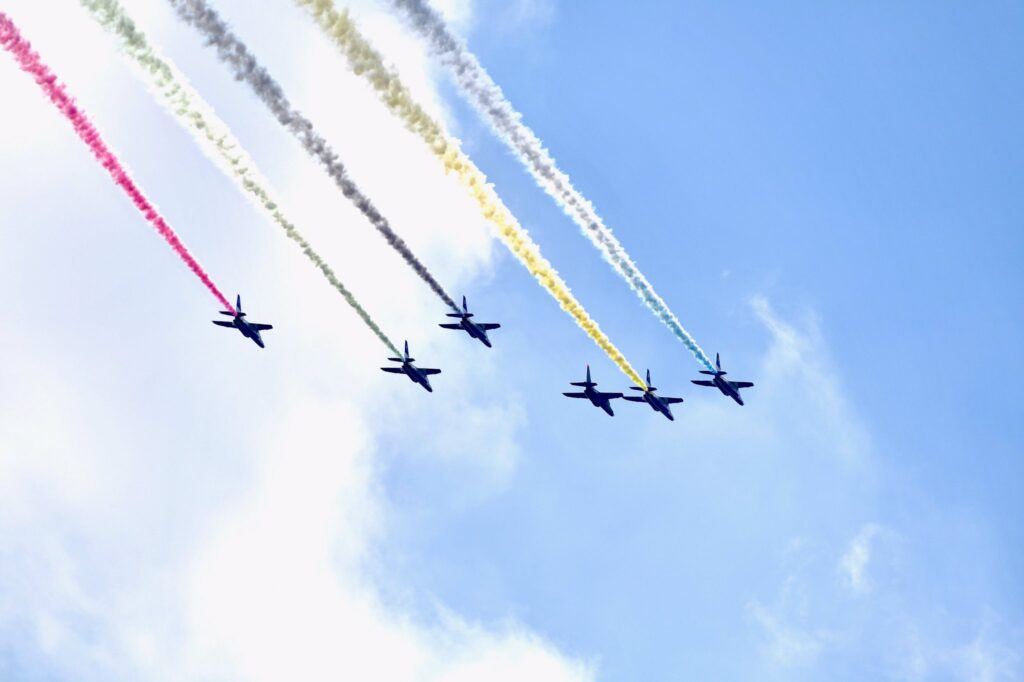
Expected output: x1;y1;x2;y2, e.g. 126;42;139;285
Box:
691;353;754;405
439;296;501;348
381;341;441;392
563;365;624;416
212;295;273;348
622;369;684;420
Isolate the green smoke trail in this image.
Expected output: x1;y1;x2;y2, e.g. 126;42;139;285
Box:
80;0;399;355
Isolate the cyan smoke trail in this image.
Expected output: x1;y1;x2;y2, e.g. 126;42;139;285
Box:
166;0;460;315
388;0;716;372
0;10;234;314
79;0;399;355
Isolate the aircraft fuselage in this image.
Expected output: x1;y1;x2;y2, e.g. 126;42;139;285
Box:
713;376;744;405
460;319;492;348
583;387;617;416
402;363;434;392
233;318;265;348
642;392;675;420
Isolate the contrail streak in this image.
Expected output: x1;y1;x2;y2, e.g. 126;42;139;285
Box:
165;0;459;317
291;0;645;387
0;11;234;314
387;0;716;372
80;0;398;355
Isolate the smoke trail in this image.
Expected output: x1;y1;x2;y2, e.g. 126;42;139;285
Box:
79;0;398;356
387;1;716;372
163;0;459;317
286;0;645;387
0;11;234;314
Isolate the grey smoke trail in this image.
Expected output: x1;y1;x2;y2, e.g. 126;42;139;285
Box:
388;0;716;371
167;0;460;314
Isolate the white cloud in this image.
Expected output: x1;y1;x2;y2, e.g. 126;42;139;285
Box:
838;523;881;594
0;0;589;679
747;601;824;669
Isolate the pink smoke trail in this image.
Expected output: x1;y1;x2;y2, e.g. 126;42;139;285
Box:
0;12;235;314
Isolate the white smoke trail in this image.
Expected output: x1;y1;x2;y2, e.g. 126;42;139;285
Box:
388;0;716;371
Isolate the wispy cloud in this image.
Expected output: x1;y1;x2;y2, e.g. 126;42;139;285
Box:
838;523;882;594
747;600;826;668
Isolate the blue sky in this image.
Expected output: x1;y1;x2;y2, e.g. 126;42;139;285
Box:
1;1;1021;680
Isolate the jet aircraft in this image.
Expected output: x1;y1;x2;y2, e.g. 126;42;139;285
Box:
691;353;754;405
439;296;501;348
212;295;273;348
563;365;624;416
622;369;684;420
381;341;441;392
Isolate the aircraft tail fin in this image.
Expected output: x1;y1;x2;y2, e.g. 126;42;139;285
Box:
570;365;595;387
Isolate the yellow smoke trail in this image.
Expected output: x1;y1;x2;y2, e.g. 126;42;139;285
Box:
295;0;644;387
81;0;400;356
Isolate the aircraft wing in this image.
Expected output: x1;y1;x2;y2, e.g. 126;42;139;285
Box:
251;323;273;331
663;397;684;404
691;380;716;387
622;396;646;403
212;320;234;328
479;323;501;330
438;324;463;330
562;392;588;399
381;367;405;374
730;381;754;389
420;368;442;375
597;391;624;400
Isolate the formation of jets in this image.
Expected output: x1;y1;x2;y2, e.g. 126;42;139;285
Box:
214;295;754;414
